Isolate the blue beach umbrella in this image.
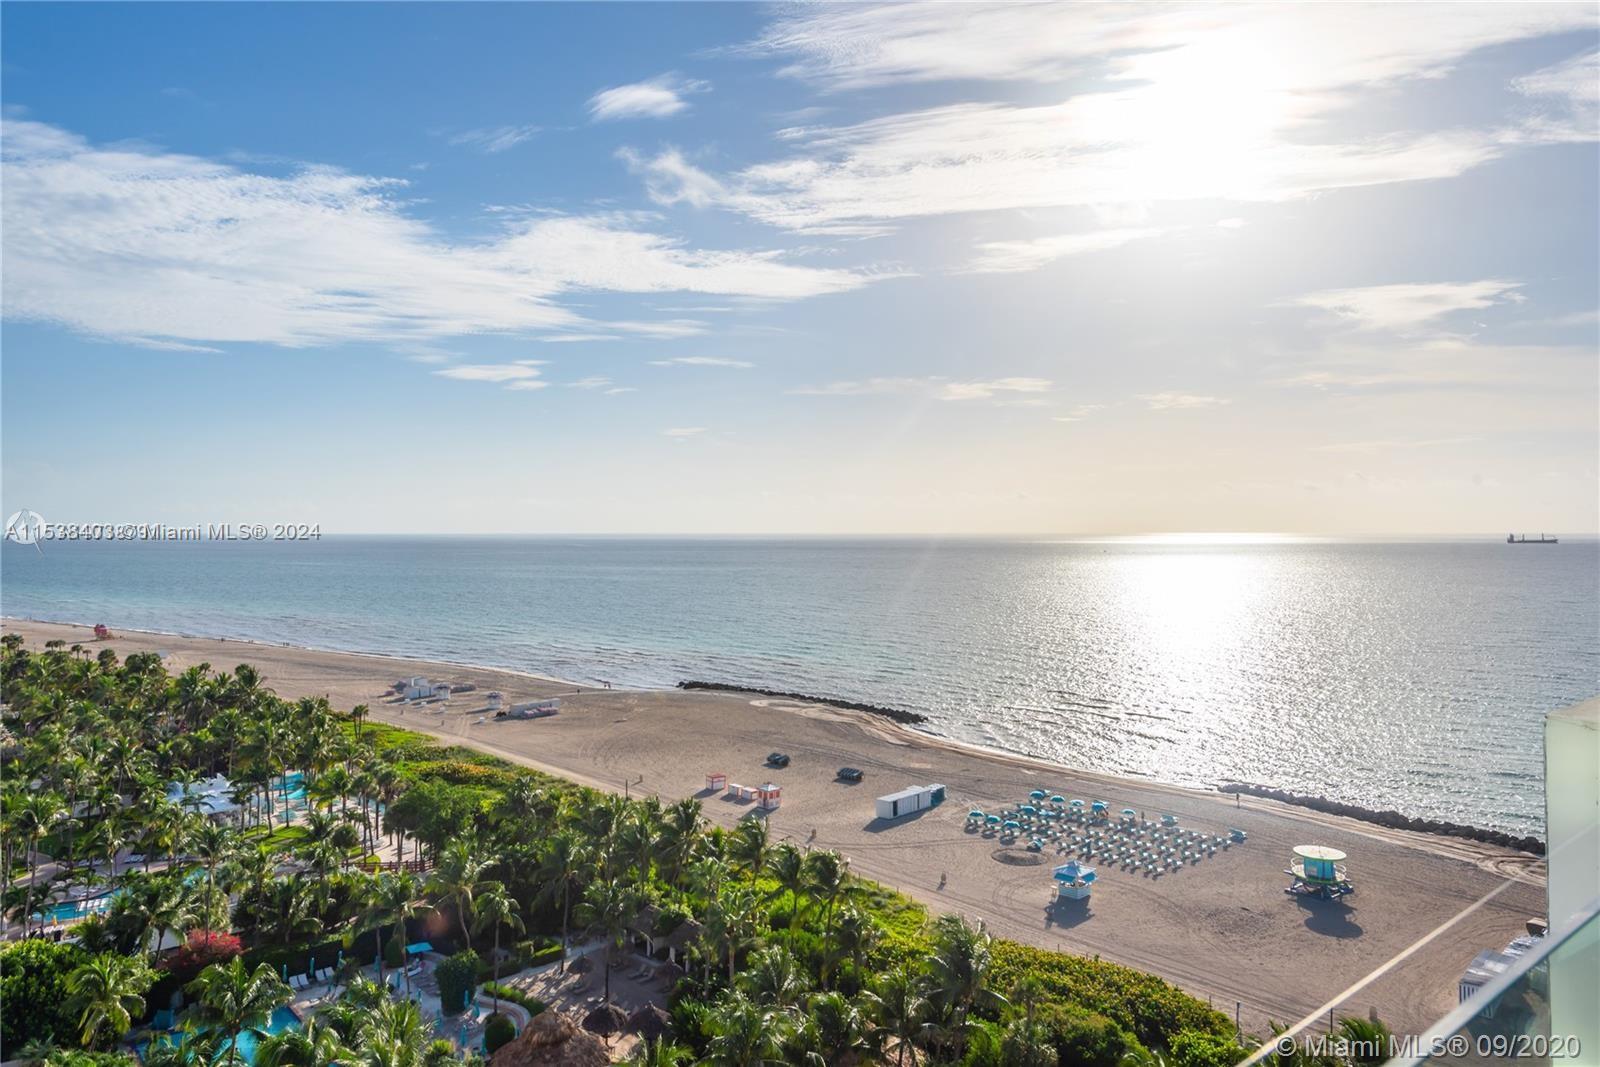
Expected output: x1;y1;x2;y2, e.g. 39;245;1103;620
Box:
969;809;985;819
1003;819;1020;829
986;814;1001;825
1050;795;1065;805
1019;805;1036;815
1029;789;1046;800
1069;798;1084;808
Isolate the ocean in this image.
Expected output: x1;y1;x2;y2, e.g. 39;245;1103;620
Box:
3;536;1595;835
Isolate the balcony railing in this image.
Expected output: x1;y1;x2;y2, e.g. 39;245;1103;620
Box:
1388;895;1599;1066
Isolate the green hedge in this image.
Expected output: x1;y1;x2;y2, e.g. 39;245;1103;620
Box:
988;941;1232;1051
484;1012;517;1054
437;950;481;1015
1;939;89;1048
483;982;547;1018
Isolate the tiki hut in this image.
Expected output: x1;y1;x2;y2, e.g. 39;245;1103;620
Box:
627;1005;671;1041
582;1003;628;1036
490;1011;608;1067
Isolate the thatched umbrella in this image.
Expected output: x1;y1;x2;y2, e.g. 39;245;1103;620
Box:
490;1011;608;1067
627;1005;671;1041
582;1003;628;1036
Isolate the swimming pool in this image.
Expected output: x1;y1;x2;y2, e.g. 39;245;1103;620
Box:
140;1005;301;1062
33;891;117;924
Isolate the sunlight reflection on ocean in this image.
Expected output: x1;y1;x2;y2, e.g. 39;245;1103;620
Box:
4;536;1594;835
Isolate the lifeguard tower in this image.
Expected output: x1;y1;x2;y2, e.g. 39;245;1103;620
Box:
1286;844;1354;899
1054;860;1097;901
705;772;727;793
756;783;781;811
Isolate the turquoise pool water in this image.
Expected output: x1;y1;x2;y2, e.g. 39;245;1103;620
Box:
33;891;117;924
140;1005;300;1063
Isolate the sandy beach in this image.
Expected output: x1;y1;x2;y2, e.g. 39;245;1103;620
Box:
5;619;1548;1038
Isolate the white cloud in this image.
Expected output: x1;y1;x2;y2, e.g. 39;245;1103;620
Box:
435;364;545;383
569;376;613;389
448;125;541;153
504;379;550;391
962;228;1164;274
790;376;1052;401
747;3;1593;91
936;378;1051;401
1140;392;1230;410
0;120;881;349
649;5;1596;233
663;426;707;437
1289;280;1524;332
604;387;637;395
648;356;754;368
589;75;707;122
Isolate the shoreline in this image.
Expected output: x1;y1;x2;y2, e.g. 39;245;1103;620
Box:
1;617;1549;1035
7;614;1544;849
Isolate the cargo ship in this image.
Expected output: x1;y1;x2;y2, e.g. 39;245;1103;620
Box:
1506;533;1558;544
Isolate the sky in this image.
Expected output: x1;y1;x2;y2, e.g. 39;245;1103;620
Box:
2;2;1597;536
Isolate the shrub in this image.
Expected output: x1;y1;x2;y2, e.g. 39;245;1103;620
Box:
483;983;546;1017
484;1012;517;1053
1038;1005;1143;1067
1169;1029;1249;1067
436;950;481;1015
1;939;89;1048
989;941;1231;1049
44;1051;138;1067
159;931;242;983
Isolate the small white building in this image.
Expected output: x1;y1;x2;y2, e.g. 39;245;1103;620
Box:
402;677;437;700
875;783;947;820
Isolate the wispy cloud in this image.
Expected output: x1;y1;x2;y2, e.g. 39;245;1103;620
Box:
0;119;882;350
434;363;545;384
589;74;707;122
1288;280;1524;332
648;356;754;368
568;376;613;389
644;6;1596;233
663;426;707;438
961;228;1165;274
1140;392;1230;410
448;125;541;153
791;376;1052;402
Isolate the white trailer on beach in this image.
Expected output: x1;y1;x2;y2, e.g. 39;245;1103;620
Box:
876;783;947;820
504;698;560;720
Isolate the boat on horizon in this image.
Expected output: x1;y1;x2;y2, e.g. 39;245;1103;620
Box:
1506;532;1558;544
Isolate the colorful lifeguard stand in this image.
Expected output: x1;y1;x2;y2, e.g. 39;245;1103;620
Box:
756;783;782;811
1054;860;1097;901
706;772;727;793
1286;844;1354;899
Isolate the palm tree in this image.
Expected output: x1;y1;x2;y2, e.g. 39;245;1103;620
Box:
927;914;1002;1058
872;964;929;1067
66;953;154;1048
255;1018;352;1067
534;830;587;971
577;877;641;1006
739;945;810;1008
627;1037;691;1067
808;991;871;1066
729;819;771;883
804;850;848;986
186;958;293;1067
473;881;523;1012
359;872;428;996
426;837;488;947
704;883;762;985
766;844;807;942
703;993;789;1067
353;992;431;1067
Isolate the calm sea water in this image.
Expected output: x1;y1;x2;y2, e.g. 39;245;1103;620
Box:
3;537;1595;834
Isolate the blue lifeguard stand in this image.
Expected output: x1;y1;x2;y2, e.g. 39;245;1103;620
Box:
1287;845;1354;899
